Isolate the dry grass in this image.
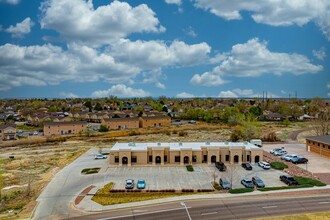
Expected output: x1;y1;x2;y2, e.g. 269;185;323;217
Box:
250;211;330;220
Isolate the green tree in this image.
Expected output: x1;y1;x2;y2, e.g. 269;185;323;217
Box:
84;100;92;112
99;125;109;132
249;106;262;116
94;102;103;111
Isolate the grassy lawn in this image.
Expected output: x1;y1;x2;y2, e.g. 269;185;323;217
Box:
212;182;222;191
92;182;205;206
229;188;254;194
251;211;330;220
81;167;100;175
258;176;326;192
270;162;288;170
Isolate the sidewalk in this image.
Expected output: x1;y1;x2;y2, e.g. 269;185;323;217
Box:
74;185;330;213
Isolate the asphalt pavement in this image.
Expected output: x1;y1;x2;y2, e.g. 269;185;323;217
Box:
31;148;111;220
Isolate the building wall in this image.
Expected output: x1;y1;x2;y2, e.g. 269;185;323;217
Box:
0;126;16;141
306;138;330;158
101;118;139;130
44;123;87;136
109;145;264;166
139;117;171;128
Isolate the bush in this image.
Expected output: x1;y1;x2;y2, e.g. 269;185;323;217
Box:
186;165;194;172
129;130;141;136
270;162;288;170
213;182;222;191
178;131;188;136
165;131;171;136
81;167;101;174
99;125;109;132
229;188;254;194
172;130;178;134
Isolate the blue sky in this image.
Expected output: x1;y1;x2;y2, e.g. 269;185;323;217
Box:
0;0;329;99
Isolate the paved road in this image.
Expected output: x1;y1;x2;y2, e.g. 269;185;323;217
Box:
31;148;110;220
67;194;330;220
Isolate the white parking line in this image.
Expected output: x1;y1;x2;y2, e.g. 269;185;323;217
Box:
201;211;218;216
262;205;278;209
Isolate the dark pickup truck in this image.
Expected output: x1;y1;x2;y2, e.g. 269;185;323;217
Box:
280;175;299;186
215;162;226;171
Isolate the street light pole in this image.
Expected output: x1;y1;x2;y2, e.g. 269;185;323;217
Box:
180;202;192;220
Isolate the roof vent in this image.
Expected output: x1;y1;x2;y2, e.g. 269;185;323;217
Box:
157;142;161;146
128;142;136;147
205;141;210;145
244;141;248;145
179;142;183;146
224;141;228;145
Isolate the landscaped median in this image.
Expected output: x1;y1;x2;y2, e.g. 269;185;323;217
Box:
81;167;100;175
270;161;288;170
92;182;213;206
258;176;326;192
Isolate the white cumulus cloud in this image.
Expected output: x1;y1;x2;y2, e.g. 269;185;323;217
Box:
40;0;165;46
6;17;34;38
313;47;326;60
194;0;330;41
0;0;20;4
191;38;322;86
176;92;195;98
165;0;182;5
60;92;78;98
91;84;150;98
218;90;238;98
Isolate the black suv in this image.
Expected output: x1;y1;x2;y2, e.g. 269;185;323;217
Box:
291;156;308;164
280;175;299;186
215;162;226;171
241;162;252;170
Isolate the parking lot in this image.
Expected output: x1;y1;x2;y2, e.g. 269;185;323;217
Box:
263;143;330;174
106;163;287;190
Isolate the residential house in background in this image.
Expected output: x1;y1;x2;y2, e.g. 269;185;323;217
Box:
139;115;171;128
0;124;17;141
101;117;139;130
306;135;330;159
43;121;87;136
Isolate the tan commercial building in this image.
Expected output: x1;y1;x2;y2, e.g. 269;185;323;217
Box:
109;142;263;166
101;117;139;130
43;121;87;136
0;124;16;141
139;116;171;128
306;135;330;158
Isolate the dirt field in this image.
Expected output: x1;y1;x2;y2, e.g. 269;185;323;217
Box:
0;121;312;218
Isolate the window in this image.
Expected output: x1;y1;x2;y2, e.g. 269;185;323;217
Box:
131;156;137;163
149;155;152;162
203;155;207;163
225;155;230;162
164;155;167;162
192;155;197;162
175;156;180;162
115;156;119;163
328;146;330;150
318;143;320;146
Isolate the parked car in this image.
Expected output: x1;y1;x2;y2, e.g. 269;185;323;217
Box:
125;179;134;189
137;179;146;189
215;162;227;171
281;154;297;162
219;178;231;190
270;148;282;154
258;161;271;169
274;150;287;156
252;176;265;188
241;178;254;188
291;156;308;164
188;120;196;124
280;175;299;186
95;154;108;159
241;162;252;170
33;131;39;135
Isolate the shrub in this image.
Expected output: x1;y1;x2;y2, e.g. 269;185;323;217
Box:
186;165;194;172
178;131;188;136
129;130;141;136
81;167;100;174
172;130;178;134
229;188;254;194
213;182;222;191
165;131;171;136
270;162;288;170
99;125;109;132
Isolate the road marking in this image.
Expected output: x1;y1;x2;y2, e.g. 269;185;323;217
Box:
201;211;218;216
319;202;330;204
97;206;192;220
262;206;278;209
133;209;149;213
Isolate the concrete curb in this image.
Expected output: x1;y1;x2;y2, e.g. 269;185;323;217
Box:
73;185;330;213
